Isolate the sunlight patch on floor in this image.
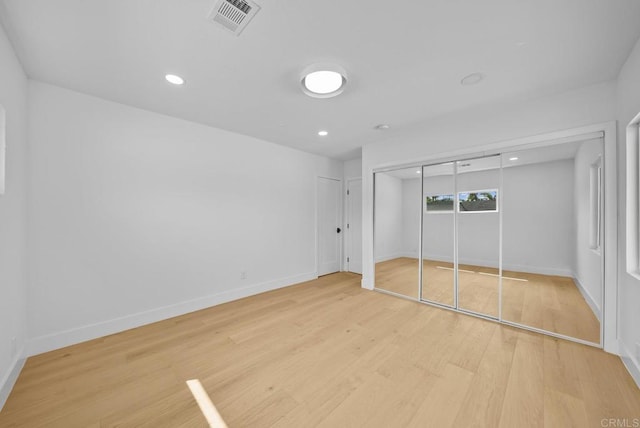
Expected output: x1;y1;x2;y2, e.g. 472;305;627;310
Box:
186;379;228;428
436;266;475;274
436;265;528;282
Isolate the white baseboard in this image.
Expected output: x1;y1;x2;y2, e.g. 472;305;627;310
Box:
0;350;25;411
420;254;454;265
401;251;419;259
573;276;602;321
374;253;407;263
502;263;573;277
421;254;573;277
620;342;640;389
25;271;317;357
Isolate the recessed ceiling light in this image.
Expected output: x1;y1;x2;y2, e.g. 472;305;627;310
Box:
416;170;421;174
461;72;484;86
165;74;185;85
318;130;329;136
301;64;347;98
509;157;519;161
374;124;390;130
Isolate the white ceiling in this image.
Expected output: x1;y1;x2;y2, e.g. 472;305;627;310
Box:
1;0;639;160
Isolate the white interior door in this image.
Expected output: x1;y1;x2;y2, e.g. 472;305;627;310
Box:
318;177;341;276
347;179;363;274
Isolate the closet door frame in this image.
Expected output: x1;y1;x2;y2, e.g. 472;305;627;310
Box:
369;122;617;352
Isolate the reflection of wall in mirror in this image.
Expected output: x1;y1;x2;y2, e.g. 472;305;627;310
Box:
574;138;604;320
374;173;404;262
400;160;575;276
0;105;5;195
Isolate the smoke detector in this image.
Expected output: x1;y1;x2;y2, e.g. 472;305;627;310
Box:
208;0;261;36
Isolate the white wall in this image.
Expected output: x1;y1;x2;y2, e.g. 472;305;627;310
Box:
373;172;403;261
573;139;604;319
616;36;640;383
363;81;616;290
0;23;28;408
26;82;342;355
343;158;362;180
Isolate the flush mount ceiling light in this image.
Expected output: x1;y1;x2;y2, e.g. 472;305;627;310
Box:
460;72;484;86
318;130;329;136
416;170;421;174
509;157;519;161
165;74;185;85
301;64;347;98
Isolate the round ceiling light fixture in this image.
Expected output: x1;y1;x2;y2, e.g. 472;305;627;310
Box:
301;64;347;98
460;72;484;86
165;74;185;85
318;130;329;136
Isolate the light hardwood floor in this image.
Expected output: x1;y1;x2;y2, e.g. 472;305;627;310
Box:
1;272;638;427
376;257;601;343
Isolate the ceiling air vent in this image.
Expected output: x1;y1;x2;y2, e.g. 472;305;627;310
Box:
208;0;261;36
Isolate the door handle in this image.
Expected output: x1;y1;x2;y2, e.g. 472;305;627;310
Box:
337;227;342;233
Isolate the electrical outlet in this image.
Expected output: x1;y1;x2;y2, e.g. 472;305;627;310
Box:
240;271;247;280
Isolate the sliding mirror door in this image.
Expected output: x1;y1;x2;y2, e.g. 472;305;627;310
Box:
421;162;455;307
456;156;501;318
374;167;421;299
373;137;605;345
501;139;603;344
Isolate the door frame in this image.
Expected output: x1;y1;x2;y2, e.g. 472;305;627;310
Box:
367;121;618;354
344;177;363;273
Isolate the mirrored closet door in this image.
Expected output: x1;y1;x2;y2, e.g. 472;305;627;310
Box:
421;162;455;307
373;136;604;347
374;167;421;299
456;155;501;319
501;138;603;343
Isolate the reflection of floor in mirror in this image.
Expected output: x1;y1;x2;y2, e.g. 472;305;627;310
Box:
375;257;600;344
374;257;420;299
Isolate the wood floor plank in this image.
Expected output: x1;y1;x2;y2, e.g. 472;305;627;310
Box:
1;272;638;427
543;388;588;428
498;332;545;428
452;326;518;427
407;363;475;428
